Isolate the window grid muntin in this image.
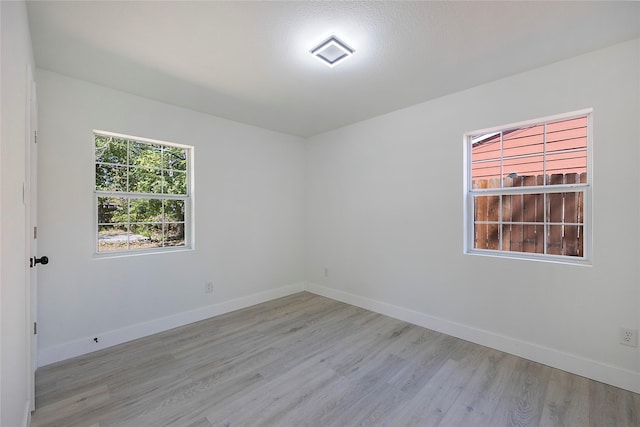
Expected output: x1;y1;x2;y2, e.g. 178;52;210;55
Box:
465;110;591;262
94;131;191;255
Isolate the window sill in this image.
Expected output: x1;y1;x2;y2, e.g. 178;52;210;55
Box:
465;249;592;267
93;246;193;260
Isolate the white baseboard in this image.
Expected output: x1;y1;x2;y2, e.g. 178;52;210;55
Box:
305;282;640;394
38;282;306;366
22;400;31;427
37;281;640;394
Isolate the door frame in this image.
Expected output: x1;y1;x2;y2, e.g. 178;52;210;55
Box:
25;64;38;412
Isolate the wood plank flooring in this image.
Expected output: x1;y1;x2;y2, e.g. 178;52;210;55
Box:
30;292;640;427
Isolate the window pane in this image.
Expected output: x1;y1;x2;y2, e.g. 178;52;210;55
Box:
163;170;187;195
97;197;127;225
164;199;185;222
98;224;128;252
547;190;563;225
96;164;127;192
502;223;544;254
546;152;587;178
130;223;162;250
471;176;500;190
129;198;163;223
546;117;587;153
95;136;127;165
502;156;544;183
164;223;185;247
502;175;543;189
471;133;501;162
471;160;500;182
164;147;187;171
129;141;162;168
474;195;500;223
474;223;499;250
547;225;583;257
129;167;163;193
502;125;544;158
502;193;544;223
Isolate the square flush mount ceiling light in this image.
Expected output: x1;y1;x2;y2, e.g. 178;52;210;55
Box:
310;35;354;67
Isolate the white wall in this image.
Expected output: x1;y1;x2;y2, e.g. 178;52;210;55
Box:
33;34;640;394
306;39;640;392
0;1;34;426
36;69;306;365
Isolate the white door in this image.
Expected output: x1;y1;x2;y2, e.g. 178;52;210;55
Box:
25;65;39;412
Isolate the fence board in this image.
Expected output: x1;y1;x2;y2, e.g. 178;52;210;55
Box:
510;176;524;253
535;174;544;253
475;179;488;249
577;172;587;256
563;173;579;256
522;176;541;254
547;174;564;255
502;177;512;252
487;178;500;250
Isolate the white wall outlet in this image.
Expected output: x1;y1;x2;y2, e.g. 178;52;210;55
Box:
205;282;214;294
324;267;329;277
619;327;638;347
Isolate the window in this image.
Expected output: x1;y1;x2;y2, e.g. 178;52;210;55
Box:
464;110;591;263
94;131;192;254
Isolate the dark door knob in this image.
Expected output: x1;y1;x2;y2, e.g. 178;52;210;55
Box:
33;256;49;266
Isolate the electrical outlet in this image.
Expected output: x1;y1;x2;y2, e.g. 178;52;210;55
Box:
205;282;214;294
619;328;638;347
324;267;329;277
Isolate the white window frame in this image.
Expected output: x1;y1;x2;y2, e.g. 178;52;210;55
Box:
93;130;194;256
463;109;593;265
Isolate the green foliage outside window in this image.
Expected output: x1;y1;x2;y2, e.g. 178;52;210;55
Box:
95;134;189;252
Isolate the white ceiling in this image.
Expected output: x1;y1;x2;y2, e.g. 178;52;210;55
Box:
26;1;640;137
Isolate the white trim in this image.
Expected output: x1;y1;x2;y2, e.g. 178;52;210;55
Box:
305;282;640;394
93;129;191;150
21;400;31;427
471;184;588;195
24;64;38;414
38;282;306;366
466;108;594;140
472;147;588;164
92;246;193;260
36;281;640;393
466;248;591;267
95;191;188;200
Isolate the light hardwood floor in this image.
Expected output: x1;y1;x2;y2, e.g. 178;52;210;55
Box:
31;292;640;427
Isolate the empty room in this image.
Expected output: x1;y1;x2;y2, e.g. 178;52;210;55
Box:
2;1;640;426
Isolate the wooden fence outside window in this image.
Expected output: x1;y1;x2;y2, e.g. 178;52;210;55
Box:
473;172;586;257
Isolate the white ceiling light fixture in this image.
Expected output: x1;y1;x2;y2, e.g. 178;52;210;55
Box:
310;35;354;67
